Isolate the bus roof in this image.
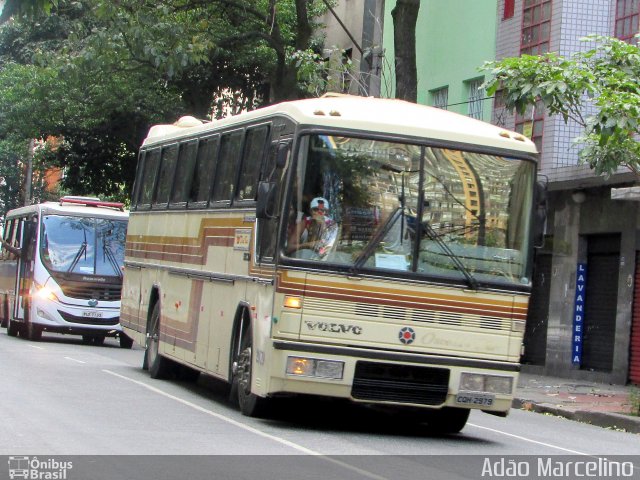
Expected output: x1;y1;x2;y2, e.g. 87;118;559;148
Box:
143;95;538;155
5;199;129;220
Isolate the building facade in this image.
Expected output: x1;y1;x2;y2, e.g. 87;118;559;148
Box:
494;0;640;385
319;0;385;97
329;0;640;385
382;0;498;121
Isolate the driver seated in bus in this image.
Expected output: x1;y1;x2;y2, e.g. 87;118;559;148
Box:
286;197;337;258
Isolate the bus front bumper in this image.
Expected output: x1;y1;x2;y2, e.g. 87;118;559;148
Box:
30;296;122;335
261;340;518;414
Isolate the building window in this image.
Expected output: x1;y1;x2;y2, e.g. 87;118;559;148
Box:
515;99;545;156
521;0;552;55
467;78;485;120
615;0;639;44
504;0;515;19
431;87;449;109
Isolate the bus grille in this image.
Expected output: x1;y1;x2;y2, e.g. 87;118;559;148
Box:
351;361;449;405
59;283;122;301
304;297;511;331
58;311;120;326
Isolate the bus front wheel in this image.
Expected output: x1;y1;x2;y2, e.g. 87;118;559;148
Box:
234;328;270;417
24;304;42;341
425;407;470;434
147;303;173;379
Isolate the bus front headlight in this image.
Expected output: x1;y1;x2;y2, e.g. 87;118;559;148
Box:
459;372;514;395
33;283;59;302
286;356;344;379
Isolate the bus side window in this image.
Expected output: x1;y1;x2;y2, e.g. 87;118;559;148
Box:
137;148;161;209
131;150;145;210
1;219;14;260
236;125;270;202
153;144;179;209
188;136;218;207
211;130;243;205
8;219;23;261
170;141;198;207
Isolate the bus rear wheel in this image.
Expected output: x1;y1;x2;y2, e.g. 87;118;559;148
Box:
7;317;19;337
147;303;173;379
1;298;8;328
119;333;134;349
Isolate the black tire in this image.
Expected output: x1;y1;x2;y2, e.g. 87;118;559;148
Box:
119;333;134;349
1;298;8;328
7;317;19;337
26;322;42;341
82;335;93;345
24;303;42;341
234;326;270;417
177;365;200;382
147;302;173;379
92;335;106;346
426;407;470;434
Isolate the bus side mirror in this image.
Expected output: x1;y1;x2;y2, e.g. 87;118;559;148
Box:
256;181;278;220
275;142;289;169
533;181;547;248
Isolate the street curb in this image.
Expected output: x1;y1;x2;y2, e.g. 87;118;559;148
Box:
512;398;640;434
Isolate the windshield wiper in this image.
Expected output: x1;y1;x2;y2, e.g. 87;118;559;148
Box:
102;240;122;278
351;207;402;273
422;220;478;290
67;241;87;273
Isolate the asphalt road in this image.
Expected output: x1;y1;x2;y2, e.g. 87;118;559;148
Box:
0;331;637;480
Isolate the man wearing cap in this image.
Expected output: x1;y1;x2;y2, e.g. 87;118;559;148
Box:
286;196;336;256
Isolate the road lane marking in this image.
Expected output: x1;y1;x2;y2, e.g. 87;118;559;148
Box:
28;345;45;350
468;423;588;455
103;369;390;480
64;357;86;364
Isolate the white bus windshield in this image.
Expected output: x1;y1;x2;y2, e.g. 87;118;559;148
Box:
284;134;536;288
40;215;127;277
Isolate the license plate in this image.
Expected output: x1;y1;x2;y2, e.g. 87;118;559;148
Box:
82;311;103;318
455;391;495;407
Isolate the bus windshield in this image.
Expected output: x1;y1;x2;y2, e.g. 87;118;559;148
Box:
40;215;127;277
284;134;536;288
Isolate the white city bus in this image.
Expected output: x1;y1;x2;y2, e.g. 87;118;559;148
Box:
121;94;542;432
0;196;132;347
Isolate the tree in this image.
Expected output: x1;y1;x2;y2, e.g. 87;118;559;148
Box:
0;2;184;205
0;0;58;23
391;0;419;102
482;35;640;178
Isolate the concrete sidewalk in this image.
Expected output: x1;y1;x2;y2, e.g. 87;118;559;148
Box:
513;372;640;433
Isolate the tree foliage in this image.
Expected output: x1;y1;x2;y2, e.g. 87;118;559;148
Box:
482;35;640;178
0;0;335;213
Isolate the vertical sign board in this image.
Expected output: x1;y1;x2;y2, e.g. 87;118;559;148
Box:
572;263;587;366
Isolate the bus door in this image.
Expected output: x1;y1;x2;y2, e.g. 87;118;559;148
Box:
13;216;37;321
256;139;291;263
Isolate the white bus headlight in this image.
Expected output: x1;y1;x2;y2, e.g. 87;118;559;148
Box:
460;372;513;395
33;283;59;302
286;356;344;380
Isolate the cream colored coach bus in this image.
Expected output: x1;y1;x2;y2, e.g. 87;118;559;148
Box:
121;94;541;433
